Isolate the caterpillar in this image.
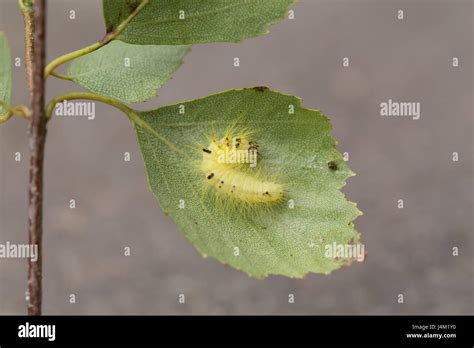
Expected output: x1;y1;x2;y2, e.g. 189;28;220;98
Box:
198;128;284;206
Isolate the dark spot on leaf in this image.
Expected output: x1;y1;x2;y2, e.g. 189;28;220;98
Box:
202;148;212;154
128;0;141;13
207;173;214;180
328;161;338;171
253;86;269;92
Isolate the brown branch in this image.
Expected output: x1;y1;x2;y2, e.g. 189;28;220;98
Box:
27;0;46;316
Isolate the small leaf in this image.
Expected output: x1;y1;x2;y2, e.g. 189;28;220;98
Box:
132;88;362;278
0;32;12;116
67;41;190;103
103;0;296;45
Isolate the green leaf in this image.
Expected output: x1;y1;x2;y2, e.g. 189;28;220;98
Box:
133;88;362;278
103;0;296;45
0;32;12;116
67;40;190;103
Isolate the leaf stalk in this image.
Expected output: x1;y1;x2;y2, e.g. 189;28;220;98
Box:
44;0;149;78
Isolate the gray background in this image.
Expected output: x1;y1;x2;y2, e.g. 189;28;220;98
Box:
0;0;472;314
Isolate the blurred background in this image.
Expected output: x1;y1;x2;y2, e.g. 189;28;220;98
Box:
0;0;472;314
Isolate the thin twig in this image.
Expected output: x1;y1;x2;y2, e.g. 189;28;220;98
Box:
27;0;46;316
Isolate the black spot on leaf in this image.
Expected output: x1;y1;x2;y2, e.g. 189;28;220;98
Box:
328;161;338;171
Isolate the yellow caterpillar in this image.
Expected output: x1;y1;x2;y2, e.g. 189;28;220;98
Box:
199;129;284;206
